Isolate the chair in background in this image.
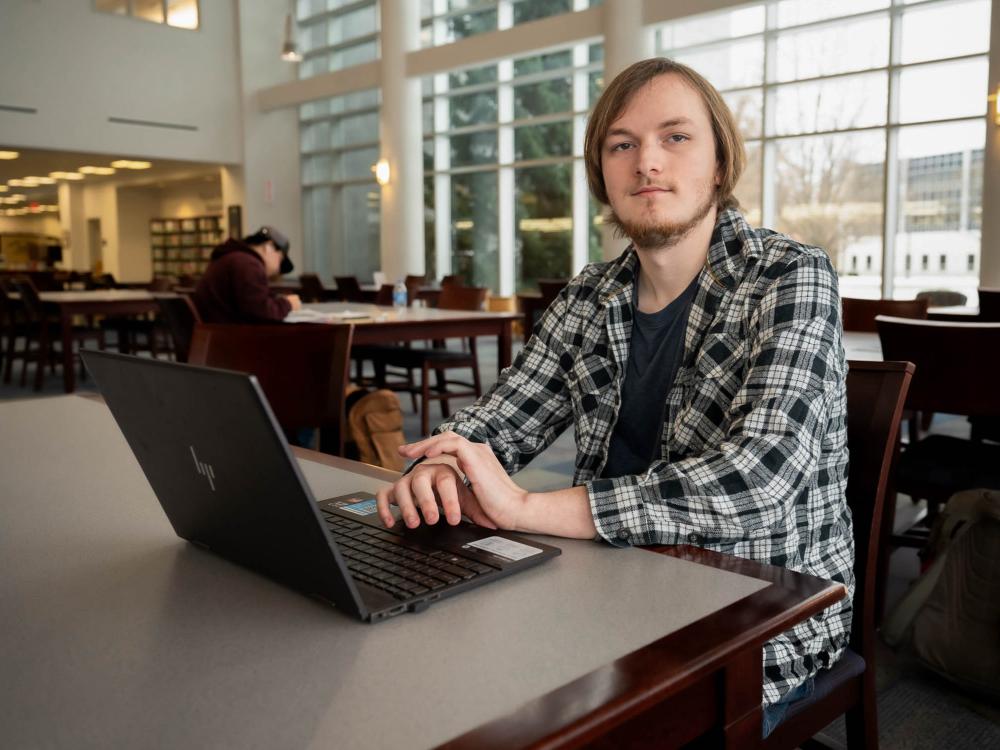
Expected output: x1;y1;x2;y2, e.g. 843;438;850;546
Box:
299;273;336;303
156;295;202;363
915;289;967;308
440;274;463;288
0;277;29;384
978;287;1000;322
762;360;913;750
9;276;103;391
354;285;488;435
333;275;364;303
373;284;394;306
841;297;928;332
876;315;1000;547
188;322;354;456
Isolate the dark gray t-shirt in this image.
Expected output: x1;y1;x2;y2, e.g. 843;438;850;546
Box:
600;277;697;480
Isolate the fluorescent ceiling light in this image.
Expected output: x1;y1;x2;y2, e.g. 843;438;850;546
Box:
110;160;152;169
0;151;19;160
50;171;84;180
79;166;116;175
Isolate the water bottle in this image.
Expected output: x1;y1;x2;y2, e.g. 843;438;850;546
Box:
392;279;408;310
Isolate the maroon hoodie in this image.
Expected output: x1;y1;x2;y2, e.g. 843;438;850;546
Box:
192;239;292;324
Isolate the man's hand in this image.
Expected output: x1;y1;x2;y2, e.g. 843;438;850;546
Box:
375;432;527;531
285;293;302;311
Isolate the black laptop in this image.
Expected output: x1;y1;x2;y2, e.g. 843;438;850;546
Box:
82;350;560;622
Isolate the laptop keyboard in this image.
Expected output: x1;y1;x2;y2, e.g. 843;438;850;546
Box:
322;514;498;600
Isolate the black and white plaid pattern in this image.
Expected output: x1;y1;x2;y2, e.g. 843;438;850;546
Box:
437;208;852;705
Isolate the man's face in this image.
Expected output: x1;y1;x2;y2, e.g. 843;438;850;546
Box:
261;241;283;276
601;73;721;250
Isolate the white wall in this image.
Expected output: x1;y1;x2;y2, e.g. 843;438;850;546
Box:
0;1;243;165
234;1;302;270
116;187;161;282
0;215;61;236
82;184;118;277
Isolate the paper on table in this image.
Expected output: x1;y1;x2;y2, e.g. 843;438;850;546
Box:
284;309;371;323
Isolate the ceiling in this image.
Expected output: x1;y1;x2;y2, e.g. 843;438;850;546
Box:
0;146;225;213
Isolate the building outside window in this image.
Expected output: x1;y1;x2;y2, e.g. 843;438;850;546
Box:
655;0;990;303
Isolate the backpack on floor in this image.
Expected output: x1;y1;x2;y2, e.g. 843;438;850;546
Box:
345;385;407;471
882;489;1000;700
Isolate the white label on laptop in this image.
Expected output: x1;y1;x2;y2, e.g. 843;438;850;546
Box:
466;536;542;561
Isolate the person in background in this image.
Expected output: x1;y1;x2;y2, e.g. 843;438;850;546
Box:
193;225;302;323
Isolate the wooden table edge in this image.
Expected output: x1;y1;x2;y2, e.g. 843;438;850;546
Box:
436;545;845;750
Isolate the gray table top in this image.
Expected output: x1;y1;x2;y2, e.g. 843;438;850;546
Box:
0;396;768;749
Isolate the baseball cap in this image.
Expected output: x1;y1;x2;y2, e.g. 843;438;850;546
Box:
245;225;294;274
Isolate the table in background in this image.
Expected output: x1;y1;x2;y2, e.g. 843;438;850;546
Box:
302;301;520;372
0;395;844;749
36;290;172;393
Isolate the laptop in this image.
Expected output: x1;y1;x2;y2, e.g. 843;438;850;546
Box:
81;350;560;622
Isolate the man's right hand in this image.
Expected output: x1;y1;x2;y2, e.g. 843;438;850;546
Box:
375;460;498;531
285;293;302;311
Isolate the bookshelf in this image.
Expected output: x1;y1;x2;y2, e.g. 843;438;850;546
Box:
150;215;224;278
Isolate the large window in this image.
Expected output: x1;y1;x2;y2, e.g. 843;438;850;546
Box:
656;0;990;302
297;0;379;80
424;40;603;293
95;0;199;28
300;90;381;281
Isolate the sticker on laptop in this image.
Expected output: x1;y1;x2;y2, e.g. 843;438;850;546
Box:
465;536;542;561
340;498;378;516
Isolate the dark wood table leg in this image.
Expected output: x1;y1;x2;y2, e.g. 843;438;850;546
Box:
722;647;763;749
61;308;76;393
498;320;512;372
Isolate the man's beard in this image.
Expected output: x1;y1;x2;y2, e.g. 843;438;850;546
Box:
606;186;717;251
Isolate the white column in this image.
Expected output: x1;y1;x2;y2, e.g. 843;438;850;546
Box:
379;0;425;281
599;0;653;260
57;182;87;271
979;0;1000;288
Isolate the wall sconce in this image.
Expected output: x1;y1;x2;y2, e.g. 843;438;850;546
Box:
992;85;1000;126
280;4;302;62
372;159;391;186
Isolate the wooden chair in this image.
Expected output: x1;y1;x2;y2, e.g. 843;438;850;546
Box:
440;274;463;289
978;287;1000;322
187;322;354;456
763;360;914;750
915;289;967;308
841;297;928;333
0;277;29;384
156;295;202;363
355;285;488;435
875;316;1000;545
333;275;364;303
9;276;103;390
373;284;394;306
299;273;335;303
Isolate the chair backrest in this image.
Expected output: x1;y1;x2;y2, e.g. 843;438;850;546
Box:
876;315;1000;416
437;285;488;311
439;274;463;288
537;278;569;302
841;297;927;332
298;273;326;303
156;295;202;363
915;289;967;308
11;277;45;321
844;360;913;658
148;277;173;292
404;275;424;302
333;275;363;302
978;288;1000;322
373;283;394;306
187;322;354;455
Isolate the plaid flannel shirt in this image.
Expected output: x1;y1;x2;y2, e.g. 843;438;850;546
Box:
437;208;853;704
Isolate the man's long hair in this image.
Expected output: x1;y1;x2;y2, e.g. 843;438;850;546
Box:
584;57;746;211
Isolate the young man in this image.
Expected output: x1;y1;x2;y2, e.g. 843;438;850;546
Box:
193;225;302;323
376;58;851;733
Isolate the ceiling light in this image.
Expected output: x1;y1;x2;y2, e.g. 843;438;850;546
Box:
0;151;19;160
372;158;391;186
0;186;7;192
36;176;56;184
280;6;302;62
110;160;152;170
8;178;28;187
79;166;117;175
50;171;84;180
